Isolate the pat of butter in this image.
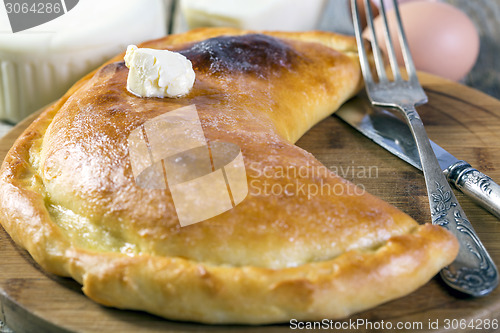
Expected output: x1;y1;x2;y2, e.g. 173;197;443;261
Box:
124;45;195;98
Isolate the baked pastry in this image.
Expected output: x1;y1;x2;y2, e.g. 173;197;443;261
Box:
0;28;458;324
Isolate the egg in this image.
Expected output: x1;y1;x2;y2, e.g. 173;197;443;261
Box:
363;1;480;81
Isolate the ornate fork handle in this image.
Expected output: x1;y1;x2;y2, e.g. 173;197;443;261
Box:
402;105;498;296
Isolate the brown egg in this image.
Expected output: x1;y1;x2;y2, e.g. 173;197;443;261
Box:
363;1;480;81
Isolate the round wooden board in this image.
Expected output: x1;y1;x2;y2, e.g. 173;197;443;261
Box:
1;72;500;332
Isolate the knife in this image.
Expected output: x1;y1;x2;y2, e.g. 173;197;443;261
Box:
336;96;500;219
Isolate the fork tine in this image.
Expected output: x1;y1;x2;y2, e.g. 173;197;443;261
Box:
363;0;387;82
378;0;402;81
391;0;418;81
351;0;373;86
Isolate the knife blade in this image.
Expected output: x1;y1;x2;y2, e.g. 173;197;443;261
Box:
336;95;500;219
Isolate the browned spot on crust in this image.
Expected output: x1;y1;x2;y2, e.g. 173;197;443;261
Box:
178;34;300;78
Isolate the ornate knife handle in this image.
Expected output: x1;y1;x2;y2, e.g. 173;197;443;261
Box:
445;161;500;219
403;105;498;296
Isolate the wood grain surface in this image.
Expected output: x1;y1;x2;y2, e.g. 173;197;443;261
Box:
0;72;500;332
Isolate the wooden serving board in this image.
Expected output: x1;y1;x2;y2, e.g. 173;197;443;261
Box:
1;72;500;332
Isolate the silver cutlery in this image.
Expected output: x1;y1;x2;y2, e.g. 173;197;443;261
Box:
351;0;498;296
336;96;500;219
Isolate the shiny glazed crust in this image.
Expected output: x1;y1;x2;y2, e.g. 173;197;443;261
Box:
0;28;458;324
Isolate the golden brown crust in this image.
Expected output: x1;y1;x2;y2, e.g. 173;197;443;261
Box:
0;28;458;324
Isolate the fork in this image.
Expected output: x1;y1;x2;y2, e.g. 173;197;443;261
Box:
351;0;498;296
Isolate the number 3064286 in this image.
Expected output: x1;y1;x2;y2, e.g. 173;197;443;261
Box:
5;2;62;14
443;318;499;330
